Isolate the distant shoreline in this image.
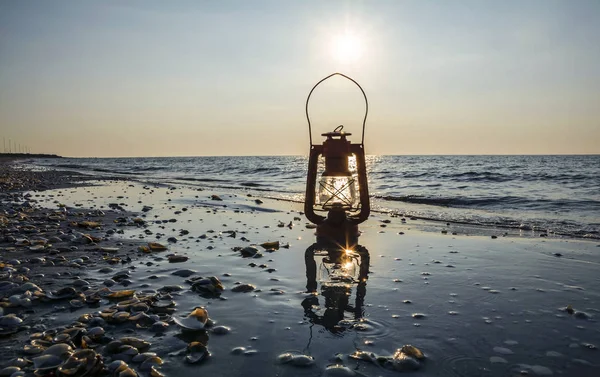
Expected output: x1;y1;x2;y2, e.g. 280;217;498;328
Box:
0;153;62;160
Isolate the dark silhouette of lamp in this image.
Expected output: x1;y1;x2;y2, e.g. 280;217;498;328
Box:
304;73;371;252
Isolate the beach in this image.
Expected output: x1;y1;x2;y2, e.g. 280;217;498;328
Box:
1;161;599;377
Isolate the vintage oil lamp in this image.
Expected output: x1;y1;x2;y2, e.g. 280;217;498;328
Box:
304;73;370;252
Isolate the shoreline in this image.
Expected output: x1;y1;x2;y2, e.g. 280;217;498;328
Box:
22;156;600;242
1;163;599;377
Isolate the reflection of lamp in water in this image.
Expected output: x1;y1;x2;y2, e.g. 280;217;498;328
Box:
304;73;371;252
302;243;370;334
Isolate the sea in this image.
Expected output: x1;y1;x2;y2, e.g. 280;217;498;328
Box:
28;155;600;240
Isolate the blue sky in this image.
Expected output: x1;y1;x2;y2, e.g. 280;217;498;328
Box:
1;0;598;156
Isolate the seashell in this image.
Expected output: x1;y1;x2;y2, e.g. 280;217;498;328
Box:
118;367;138;377
81;336;95;349
115;298;139;309
60;327;85;340
8;291;31;308
150;321;168;332
74;221;102;229
139;356;163;371
22;344;45;355
107;360;128;373
100;247;120;253
0;314;23;327
388;350;421;371
324;364;361;376
52;333;72;344
107;290;136;299
149;366;164;377
85;295;101;305
120;337;150;350
56;355;85;376
111;312;131;322
130;313;155;329
349;350;377;362
20;282;42;292
32;338;53;348
231;347;246;355
32;354;63;371
131;352;157;364
77;314;94;323
42;343;73;357
150;299;175;309
117;345;140;356
130;303;149;312
277;352;315;367
0;366;21;377
105;340;125;354
147;243;167;252
399;345;425;360
189;276;224;297
185;342;209;364
173;307;209;331
6;358;29;368
260;241;280;249
30;332;45;340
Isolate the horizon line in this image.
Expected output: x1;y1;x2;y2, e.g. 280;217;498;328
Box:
38;153;600;158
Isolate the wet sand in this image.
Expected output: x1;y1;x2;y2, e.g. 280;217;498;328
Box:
1;165;599;377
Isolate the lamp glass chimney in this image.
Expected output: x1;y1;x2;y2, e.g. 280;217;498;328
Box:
317;174;357;210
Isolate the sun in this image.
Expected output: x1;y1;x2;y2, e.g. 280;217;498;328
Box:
331;32;363;63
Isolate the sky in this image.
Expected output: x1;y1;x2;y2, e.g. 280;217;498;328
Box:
0;0;599;157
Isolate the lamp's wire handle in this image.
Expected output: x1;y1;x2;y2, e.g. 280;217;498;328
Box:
305;72;368;146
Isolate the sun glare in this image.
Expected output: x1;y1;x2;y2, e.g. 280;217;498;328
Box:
331;32;363;63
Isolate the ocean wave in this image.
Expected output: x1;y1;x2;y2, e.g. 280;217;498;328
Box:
240;182;264;187
137;166;166;171
55;163;85;169
374;194;600;210
440;171;512;182
90;167;137;175
175;177;230;183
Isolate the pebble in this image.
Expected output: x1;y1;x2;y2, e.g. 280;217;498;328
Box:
324;364;360;376
278;352;315;367
231;283;256;293
211;326;231;335
493;347;513;355
172;269;197;277
231;347;247;355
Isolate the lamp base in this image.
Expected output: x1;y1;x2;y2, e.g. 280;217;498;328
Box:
315;218;360;253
